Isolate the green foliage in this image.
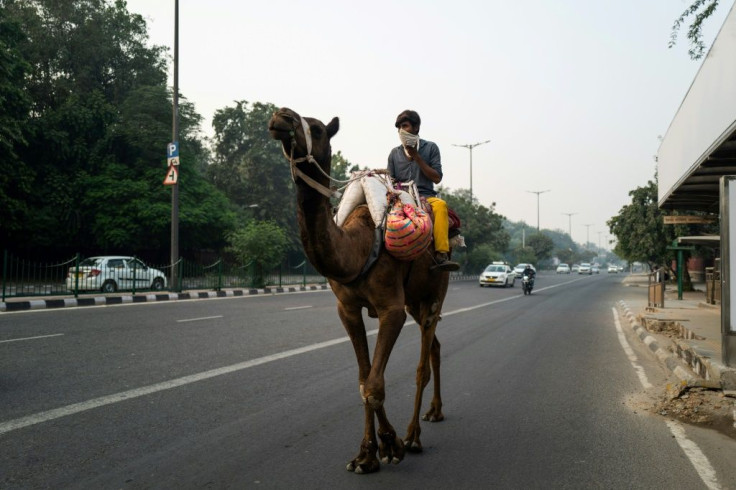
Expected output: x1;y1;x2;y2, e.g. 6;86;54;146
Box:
0;0;233;256
227;220;289;268
0;6;34;237
513;246;537;265
441;187;510;262
464;243;504;273
669;0;720;60
607;178;713;269
210;100;301;250
526;233;555;265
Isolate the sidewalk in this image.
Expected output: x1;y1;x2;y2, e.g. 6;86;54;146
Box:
0;284;331;313
618;274;736;395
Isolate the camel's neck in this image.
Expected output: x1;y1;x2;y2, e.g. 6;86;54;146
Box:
295;180;366;283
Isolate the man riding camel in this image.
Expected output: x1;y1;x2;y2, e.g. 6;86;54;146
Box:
387;110;460;272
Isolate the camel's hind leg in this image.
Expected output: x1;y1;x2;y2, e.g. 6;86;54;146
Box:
404;301;443;452
422;334;444;422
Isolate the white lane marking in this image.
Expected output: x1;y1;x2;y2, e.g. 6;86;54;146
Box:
0;278;581;435
176;315;223;323
611;307;652;389
613;307;721;490
665;420;721;490
284;306;312;311
0;336;349;436
0;333;64;344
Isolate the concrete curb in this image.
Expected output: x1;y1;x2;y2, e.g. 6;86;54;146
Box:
617;300;700;386
0;285;331;313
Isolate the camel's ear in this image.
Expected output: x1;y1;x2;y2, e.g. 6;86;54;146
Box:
326;117;339;138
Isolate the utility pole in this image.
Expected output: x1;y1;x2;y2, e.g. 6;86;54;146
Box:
562;212;577;241
170;0;180;291
453;140;490;204
583;224;593;249
526;190;550;232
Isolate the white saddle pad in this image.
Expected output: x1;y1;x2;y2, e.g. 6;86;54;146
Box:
334;171;418;228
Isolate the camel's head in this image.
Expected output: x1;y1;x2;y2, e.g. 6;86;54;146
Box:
268;107;339;173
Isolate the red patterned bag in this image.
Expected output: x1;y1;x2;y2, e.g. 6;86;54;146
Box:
384;194;433;261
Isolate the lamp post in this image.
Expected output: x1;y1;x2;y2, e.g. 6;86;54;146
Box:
170;0;180;292
562;212;577;241
453;140;490;204
582;224;594;249
526;189;550;232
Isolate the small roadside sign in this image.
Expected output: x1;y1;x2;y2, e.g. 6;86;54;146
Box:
163;165;178;186
167;141;180;166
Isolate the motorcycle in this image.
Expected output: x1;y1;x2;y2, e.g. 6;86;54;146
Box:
522;275;534;295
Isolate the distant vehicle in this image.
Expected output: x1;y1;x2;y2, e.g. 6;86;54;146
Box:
514;263;536;278
592;265;600;274
479;262;516;288
608;265;618;273
571;264;580;273
66;256;167;293
578;263;593;275
556;263;571;274
521;274;534;295
618;266;625;272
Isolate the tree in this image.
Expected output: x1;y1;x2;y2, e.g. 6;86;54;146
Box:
526;233;555;266
0;0;234;257
441;187;510;260
226;220;289;287
0;6;33;241
670;0;721;60
606;177;712;272
210;100;300;250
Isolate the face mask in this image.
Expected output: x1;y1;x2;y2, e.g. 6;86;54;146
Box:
398;128;419;148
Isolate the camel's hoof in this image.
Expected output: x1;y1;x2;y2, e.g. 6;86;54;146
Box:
422;408;444;422
422;413;444;422
347;460;380;474
404;439;423;453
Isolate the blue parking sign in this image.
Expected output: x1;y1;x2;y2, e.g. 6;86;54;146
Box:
167;141;179;158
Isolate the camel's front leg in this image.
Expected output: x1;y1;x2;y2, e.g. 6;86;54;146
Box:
336;303;381;473
360;306;407;468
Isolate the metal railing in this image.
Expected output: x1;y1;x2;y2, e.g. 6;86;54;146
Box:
1;250;328;301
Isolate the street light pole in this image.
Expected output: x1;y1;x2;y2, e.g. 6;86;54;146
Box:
562;212;577;241
583;224;593;249
526;189;550;232
453;140;490;204
170;0;180;292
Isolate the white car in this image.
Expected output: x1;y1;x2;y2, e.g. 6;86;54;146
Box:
556;263;570;274
578;262;592;275
479;263;516;288
514;263;536;278
608;265;618;273
66;256;168;293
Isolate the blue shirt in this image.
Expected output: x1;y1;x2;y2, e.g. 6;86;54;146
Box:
387;139;442;197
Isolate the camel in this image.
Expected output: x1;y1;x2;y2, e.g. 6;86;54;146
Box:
268;107;451;474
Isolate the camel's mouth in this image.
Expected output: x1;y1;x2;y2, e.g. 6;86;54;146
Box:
268;118;295;141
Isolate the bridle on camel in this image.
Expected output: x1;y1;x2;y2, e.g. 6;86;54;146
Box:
282;114;361;200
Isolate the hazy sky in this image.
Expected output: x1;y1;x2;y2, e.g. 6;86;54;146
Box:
125;0;731;249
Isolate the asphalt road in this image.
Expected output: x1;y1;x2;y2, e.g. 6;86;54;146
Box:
1;272;735;488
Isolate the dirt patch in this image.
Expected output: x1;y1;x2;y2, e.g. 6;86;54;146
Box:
654;387;736;439
640;318;682;339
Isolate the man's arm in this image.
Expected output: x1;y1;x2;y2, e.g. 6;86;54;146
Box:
405;146;441;184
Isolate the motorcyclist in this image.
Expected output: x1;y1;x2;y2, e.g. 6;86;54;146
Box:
522;264;536;286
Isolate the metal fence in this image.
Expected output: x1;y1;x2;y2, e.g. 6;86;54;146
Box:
1;251;327;301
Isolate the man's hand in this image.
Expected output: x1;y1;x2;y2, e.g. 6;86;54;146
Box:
404;145;418;161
